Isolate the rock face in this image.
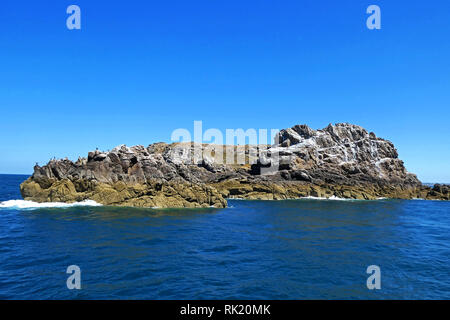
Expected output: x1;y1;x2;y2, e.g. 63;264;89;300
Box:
20;123;449;207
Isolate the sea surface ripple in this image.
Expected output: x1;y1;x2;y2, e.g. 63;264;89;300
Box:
0;174;449;299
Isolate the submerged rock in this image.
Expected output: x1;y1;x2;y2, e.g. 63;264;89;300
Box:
20;123;449;207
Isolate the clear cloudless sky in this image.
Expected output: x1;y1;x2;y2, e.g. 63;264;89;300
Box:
0;0;449;182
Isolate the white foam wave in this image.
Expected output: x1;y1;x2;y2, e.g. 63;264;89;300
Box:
301;195;349;201
0;199;102;209
300;195;372;201
302;196;388;201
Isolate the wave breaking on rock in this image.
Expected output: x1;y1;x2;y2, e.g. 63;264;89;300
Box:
0;199;102;209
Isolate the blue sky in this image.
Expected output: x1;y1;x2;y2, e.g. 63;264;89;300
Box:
0;0;449;182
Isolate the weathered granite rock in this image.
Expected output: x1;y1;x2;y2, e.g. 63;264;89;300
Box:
20;123;449;207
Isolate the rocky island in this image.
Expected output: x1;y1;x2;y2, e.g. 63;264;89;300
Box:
20;123;449;207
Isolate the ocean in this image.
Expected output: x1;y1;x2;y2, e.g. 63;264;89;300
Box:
0;174;449;299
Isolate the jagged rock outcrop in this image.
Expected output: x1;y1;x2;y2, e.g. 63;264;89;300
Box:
20;123;449;207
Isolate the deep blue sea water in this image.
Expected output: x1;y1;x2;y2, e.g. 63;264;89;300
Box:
0;174;449;299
